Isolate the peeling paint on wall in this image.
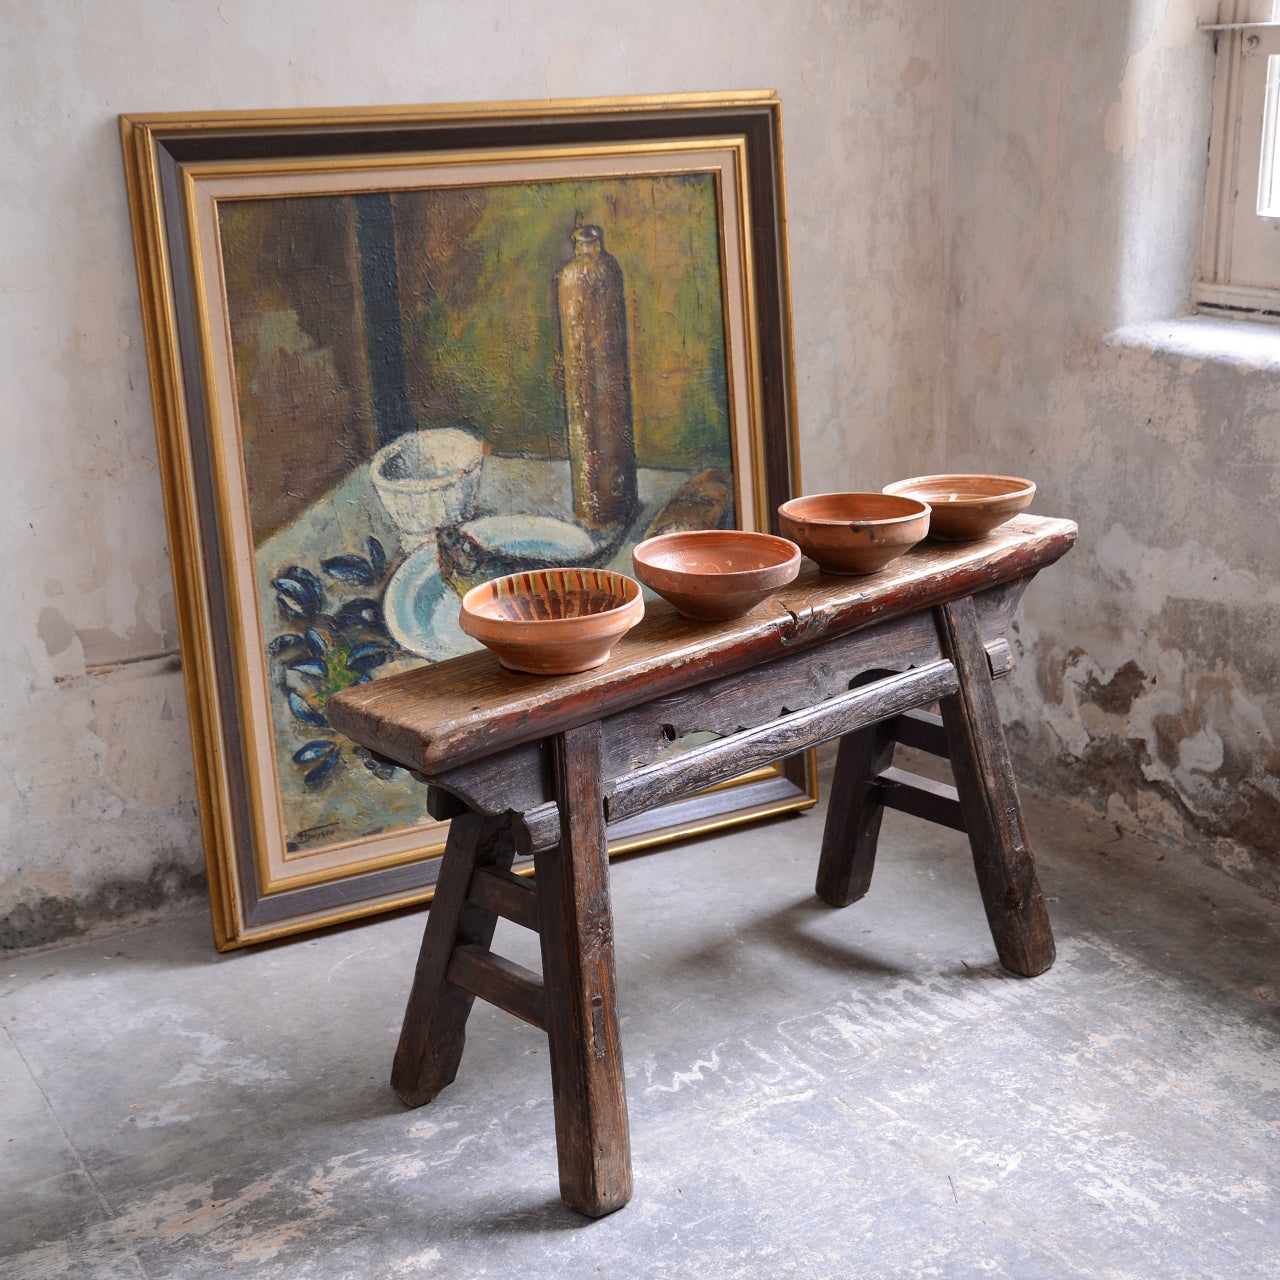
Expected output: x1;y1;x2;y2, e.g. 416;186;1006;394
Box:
0;659;203;951
900;56;931;92
0;857;205;951
1033;59;1063;253
952;1;1277;896
36;607;76;658
1103;0;1205;162
1104;50;1152;161
976;327;1003;373
1009;538;1280;895
88;671;196;809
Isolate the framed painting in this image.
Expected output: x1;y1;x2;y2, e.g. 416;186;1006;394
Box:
121;92;812;950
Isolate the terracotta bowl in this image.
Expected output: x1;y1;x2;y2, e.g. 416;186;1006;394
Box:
631;529;802;621
881;474;1035;541
459;567;644;675
777;492;931;575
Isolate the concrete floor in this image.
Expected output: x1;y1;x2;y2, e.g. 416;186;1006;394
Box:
2;748;1278;1279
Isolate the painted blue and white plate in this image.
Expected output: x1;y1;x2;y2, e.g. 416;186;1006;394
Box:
383;543;482;661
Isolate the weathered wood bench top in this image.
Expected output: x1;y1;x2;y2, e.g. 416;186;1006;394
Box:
328;513;1077;774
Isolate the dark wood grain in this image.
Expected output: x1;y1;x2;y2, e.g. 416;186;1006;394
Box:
815;716;896;907
604;660;959;827
468;864;539;932
885;708;949;756
985;636;1013;680
535;722;632;1217
598;610;942;775
936;596;1056;977
390;812;516;1107
425;742;552;820
425;785;470;820
877;766;966;831
445;943;545;1029
411;591;1023;821
424;613;940;820
513;801;562;857
328;515;1076;774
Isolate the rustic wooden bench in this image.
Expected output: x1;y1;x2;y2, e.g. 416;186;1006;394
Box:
328;512;1077;1217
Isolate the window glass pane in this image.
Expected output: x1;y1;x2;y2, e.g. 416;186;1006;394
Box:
1256;53;1280;217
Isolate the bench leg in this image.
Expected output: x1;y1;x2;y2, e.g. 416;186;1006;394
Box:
936;597;1056;977
536;721;632;1217
391;811;516;1106
815;717;896;906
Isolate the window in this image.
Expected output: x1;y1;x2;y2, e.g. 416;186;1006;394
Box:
1196;1;1280;316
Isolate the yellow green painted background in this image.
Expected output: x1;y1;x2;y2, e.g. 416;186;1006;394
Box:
393;174;731;467
221;172;734;543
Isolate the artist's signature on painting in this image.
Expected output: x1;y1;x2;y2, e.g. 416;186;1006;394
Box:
291;822;341;848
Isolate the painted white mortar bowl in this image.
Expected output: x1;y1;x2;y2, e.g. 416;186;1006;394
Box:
370;427;484;541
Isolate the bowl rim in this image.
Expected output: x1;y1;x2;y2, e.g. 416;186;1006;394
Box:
777;491;931;527
881;473;1036;506
446;512;599;550
632;528;802;579
370;426;485;489
459;568;644;637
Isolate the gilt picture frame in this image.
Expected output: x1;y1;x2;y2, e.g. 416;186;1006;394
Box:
121;93;811;950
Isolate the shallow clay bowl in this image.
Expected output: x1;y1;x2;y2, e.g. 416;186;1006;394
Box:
631;529;801;621
459;567;644;675
882;474;1035;542
777;492;931;575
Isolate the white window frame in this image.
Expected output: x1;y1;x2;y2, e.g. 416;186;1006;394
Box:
1196;2;1280;317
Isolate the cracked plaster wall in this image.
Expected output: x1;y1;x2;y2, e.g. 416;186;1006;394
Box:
950;1;1280;893
0;0;950;947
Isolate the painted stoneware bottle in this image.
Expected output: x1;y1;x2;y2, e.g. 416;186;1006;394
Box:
556;225;639;531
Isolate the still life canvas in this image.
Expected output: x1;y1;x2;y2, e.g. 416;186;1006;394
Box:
222;174;739;858
122;96;807;947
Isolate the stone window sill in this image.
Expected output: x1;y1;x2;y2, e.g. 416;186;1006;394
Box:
1107;314;1280;371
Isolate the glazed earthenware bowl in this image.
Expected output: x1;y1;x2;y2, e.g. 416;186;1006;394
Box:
881;474;1035;542
631;529;802;621
777;492;931;575
458;567;644;675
